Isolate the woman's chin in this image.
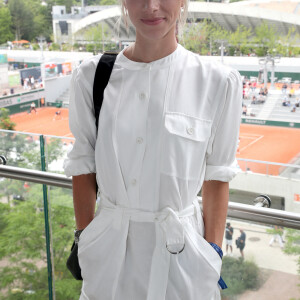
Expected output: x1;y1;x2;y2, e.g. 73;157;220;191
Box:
137;28;175;42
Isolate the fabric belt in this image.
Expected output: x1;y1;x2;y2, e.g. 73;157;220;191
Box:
99;197;204;300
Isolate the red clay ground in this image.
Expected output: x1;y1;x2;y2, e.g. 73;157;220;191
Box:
237;124;300;175
10;107;300;175
11;107;72;138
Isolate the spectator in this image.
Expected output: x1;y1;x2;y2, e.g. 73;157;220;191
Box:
30;76;35;89
282;83;288;94
282;98;291;107
225;222;234;256
269;226;284;248
251;95;257;104
291;105;296;113
236;229;246;258
289;86;295;98
257;94;265;104
24;78;29;90
242;105;247;116
282;95;290;107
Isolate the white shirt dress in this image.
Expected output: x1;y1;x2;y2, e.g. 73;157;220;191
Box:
64;44;242;300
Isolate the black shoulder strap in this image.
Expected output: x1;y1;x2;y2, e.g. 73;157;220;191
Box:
93;52;118;131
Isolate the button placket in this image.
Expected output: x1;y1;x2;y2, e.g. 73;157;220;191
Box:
139;92;147;101
136;137;144;144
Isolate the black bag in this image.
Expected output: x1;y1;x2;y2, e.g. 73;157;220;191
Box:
66;52;118;280
66;241;82;280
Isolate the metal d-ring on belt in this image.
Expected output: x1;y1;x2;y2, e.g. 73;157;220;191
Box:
166;243;185;254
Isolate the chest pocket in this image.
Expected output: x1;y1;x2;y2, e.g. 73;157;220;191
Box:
161;112;212;180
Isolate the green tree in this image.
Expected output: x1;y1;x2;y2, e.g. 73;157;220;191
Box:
8;0;34;41
83;22;112;53
0;6;14;44
228;25;252;56
182;22;207;54
276;27;299;57
0;108;16;130
99;0;118;4
182;20;229;56
0;132;65;205
284;229;300;274
254;22;278;57
221;256;261;298
0;184;81;299
52;0;76;13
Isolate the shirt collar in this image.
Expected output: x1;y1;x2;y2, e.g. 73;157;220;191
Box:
116;44;183;71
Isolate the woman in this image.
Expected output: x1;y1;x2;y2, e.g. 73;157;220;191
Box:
64;0;242;299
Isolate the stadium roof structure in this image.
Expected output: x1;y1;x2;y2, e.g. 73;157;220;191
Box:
188;1;300;35
71;0;300;39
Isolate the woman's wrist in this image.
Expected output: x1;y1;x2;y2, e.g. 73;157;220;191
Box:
74;229;84;244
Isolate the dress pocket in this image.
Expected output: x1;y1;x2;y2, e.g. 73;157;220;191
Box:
161;112;212;179
184;221;222;277
78;210;111;252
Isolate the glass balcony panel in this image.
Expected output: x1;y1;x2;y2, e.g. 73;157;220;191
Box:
43;135;74;174
0;180;49;299
0;131;42;170
237;158;300;180
47;185;82;299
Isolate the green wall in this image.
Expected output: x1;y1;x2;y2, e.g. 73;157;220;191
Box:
239;71;300;82
7;99;40;114
241;118;300;128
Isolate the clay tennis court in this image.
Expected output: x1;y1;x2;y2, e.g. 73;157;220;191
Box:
11;107;72;138
10;107;300;176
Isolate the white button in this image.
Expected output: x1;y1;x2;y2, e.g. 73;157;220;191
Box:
186;127;194;135
139;93;146;101
136;137;144;144
131;179;137;185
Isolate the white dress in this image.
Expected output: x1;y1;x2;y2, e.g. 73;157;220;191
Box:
64;44;242;300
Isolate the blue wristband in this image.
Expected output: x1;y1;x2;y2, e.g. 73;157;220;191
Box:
209;243;228;290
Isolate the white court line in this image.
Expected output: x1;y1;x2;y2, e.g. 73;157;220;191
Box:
240;133;262;137
240;136;258;140
239;135;264;152
63;133;73;137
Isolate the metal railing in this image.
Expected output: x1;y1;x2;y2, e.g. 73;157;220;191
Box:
237;158;300;171
237;157;300;177
1;165;300;230
1;128;299;178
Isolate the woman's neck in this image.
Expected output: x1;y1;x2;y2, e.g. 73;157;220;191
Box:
124;33;178;63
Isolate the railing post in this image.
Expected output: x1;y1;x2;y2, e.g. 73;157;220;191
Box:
40;135;54;300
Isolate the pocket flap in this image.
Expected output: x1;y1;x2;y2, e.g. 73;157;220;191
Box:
164;112;212;142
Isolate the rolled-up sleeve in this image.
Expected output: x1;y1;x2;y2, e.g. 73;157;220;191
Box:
204;69;242;182
63;62;98;177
